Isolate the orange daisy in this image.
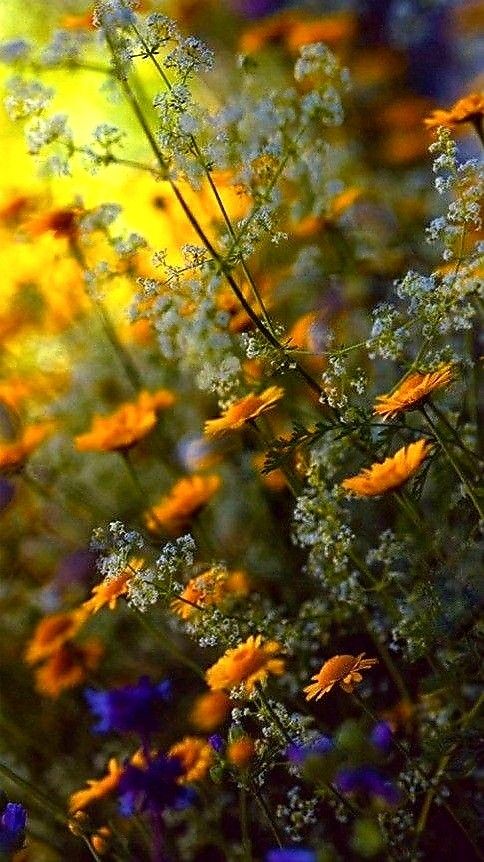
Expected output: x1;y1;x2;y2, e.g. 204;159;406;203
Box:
69;758;123;812
227;736;256;768
74;388;174;453
205;634;285;694
0;422;53;472
424;92;484;130
25;609;89;665
190;690;232;731
304;653;378;701
373;365;454;421
144;474;221;535
34;640;103;698
25;206;80;240
341;439;432;496
82;558;144;615
204;387;284;437
167;736;214;783
171;568;250;620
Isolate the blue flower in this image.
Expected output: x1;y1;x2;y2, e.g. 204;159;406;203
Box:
286;735;334;764
370;721;393;753
266;849;316;862
118;754;195;816
0;801;27;853
335;766;400;805
208;734;225;753
85;676;171;739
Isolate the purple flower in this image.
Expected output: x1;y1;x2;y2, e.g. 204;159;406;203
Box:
231;0;287;19
266;850;316;862
370;721;393;753
286;735;333;764
85;676;171;739
0;479;14;512
118;754;195;816
209;734;225;753
0;801;27;853
335;766;400;806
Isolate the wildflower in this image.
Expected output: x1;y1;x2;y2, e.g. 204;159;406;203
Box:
85;675;171;737
206;634;285;694
341;440;432;496
0;422;53;472
35;640;103;698
91;826;111;855
171;567;250;620
167;736;214;783
424;93;484;130
69;759;123;812
25;609;88;665
190;690;232;731
304;653;378;701
335;766;400;805
286;735;334;764
373;366;454;420
204;387;284;437
0;800;27;854
82;557;144;614
144;474;221;535
61;12;96;30
74;391;172;453
25;206;80;240
0;478;14;511
227;736;256;767
370;722;393;753
117;754;195;816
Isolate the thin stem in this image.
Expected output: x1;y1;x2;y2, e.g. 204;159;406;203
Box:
429;401;480;463
420;404;483;519
239;785;253;862
80;834;103;862
248;780;283;848
0;762;66;827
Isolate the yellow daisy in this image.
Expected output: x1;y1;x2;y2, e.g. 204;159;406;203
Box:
304;653;378;701
206;634;285;694
341;439;432;496
144;474;221;535
204;387;284;437
373;365;454;420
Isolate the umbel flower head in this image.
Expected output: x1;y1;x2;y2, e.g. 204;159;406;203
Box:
373;365;454;420
144;474;221;535
85;675;171;737
171;567;250;620
206;634;285;694
424;92;484;130
167;736;214;783
75;389;175;453
341;439;432;496
204;386;284;437
304;653;378;701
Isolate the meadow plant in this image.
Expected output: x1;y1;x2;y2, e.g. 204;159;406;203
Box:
0;1;482;860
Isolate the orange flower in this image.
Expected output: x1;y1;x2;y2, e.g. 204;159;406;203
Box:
304;653;378;701
69;758;123;812
74;388;175;452
25;207;80;240
35;640;103;698
239;11;355;54
91;827;111;855
341;439;432;496
61;11;96;30
190;690;232;731
82;558;144;615
171;568;250;620
144;474;221;535
0;422;53;471
168;736;214;783
25;609;88;665
206;634;285;694
373;366;454;421
204;387;284;437
424;93;484;130
227;736;256;768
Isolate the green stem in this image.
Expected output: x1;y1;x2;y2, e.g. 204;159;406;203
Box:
420;404;483;519
0;762;66;826
429;402;480;463
239;785;253;862
248;780;283;848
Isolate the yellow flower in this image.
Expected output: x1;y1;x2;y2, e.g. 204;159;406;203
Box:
144;474;221;535
190;690;232;731
304;653;378;701
227;736;256;768
171;568;250;620
204;387;284;437
0;422;53;472
69;759;123;812
341;439;432;496
424;93;484;129
206;634;285;694
25;206;81;240
34;640;103;698
25;609;89;665
168;736;214;783
373;366;454;421
75;389;174;453
82;558;144;615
